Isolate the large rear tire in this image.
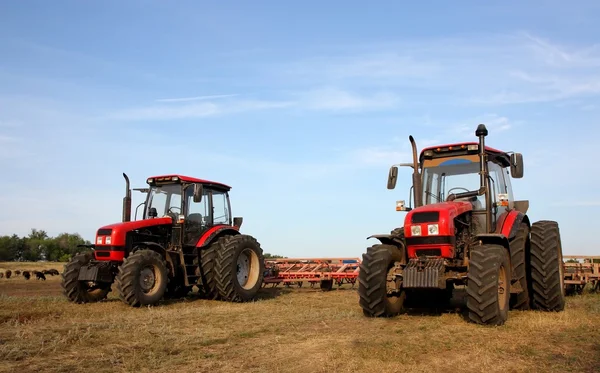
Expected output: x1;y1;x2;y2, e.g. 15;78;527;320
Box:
215;235;265;302
466;244;511;325
358;244;406;317
61;252;111;303
115;249;168;307
195;237;224;300
509;222;531;310
529;220;566;311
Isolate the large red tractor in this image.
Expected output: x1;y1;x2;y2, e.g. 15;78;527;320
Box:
358;124;565;325
61;174;264;307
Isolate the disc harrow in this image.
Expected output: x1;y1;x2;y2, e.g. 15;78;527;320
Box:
263;257;361;290
563;255;600;295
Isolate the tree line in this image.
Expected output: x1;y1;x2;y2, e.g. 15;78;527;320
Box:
0;229;91;262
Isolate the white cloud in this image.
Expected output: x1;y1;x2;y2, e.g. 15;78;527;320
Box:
353;147;409;166
278;32;600;106
297;87;401;111
155;94;240;103
107;99;293;121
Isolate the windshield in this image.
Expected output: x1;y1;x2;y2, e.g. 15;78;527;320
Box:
145;184;182;218
422;159;484;207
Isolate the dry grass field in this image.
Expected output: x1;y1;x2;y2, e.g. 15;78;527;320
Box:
1;261;599;373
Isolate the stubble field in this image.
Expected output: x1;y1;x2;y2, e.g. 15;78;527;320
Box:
1;261;599;373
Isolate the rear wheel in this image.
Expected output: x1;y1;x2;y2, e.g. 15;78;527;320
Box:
466;244;510;325
61;252;111;303
195;238;223;300
115;249;168;307
529;220;566;311
215;235;265;302
358;244;406;317
509;222;531;310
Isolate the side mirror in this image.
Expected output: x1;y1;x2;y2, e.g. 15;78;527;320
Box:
510;153;524;178
193;184;203;203
387;166;398;189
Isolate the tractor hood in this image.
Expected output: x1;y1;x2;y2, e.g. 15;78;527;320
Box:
404;201;473;238
95;217;172;247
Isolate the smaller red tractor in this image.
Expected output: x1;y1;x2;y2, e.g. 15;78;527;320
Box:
61;174;264;307
358;124;565;325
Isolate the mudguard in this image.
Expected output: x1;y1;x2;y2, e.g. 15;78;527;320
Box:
500;211;530;240
196;226;240;248
366;234;404;247
475;233;510;250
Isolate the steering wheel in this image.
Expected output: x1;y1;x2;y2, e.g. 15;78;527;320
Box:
168;206;181;214
446;187;471;201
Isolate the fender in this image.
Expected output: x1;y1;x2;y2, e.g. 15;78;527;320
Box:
367;234;405;248
133;241;167;253
475;233;510;250
500;210;530;240
196;225;240;248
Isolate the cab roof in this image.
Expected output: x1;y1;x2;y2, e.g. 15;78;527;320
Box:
146;174;231;190
420;142;511;168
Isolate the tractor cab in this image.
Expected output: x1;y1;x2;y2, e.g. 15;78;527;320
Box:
142;175;240;248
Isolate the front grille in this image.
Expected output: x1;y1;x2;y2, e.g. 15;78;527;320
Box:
95;251;110;257
411;211;440;223
406;236;455;246
415;249;442;257
97;229;112;236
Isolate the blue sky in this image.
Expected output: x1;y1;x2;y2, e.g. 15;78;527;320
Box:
1;1;599;257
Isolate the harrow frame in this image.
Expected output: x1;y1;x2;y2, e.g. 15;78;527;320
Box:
563;255;600;295
263;257;361;290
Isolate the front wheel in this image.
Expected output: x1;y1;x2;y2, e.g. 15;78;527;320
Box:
358;244;406;317
61;252;111;303
115;249;168;307
215;235;265;302
466;244;511;325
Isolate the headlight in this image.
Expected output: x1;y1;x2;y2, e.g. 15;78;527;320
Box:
105;236;112;245
428;224;439;235
96;236;103;244
411;225;422;236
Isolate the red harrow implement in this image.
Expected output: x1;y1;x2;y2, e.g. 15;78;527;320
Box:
263;257;361;291
563;255;600;295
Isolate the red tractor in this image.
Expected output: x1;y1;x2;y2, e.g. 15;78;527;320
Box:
61;174;265;307
358;124;565;325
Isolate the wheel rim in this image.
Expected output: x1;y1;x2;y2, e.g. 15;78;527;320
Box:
139;265;157;293
236;248;260;290
498;264;508;311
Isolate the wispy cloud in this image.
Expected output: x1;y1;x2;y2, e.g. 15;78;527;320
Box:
155;94;240;103
107;99;293;121
275;32;600;106
296;87;401;111
108;87;400;121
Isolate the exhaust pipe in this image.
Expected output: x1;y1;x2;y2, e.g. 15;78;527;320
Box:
122;173;132;222
409;136;423;208
475;124;491;232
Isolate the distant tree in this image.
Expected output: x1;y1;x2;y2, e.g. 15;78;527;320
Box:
264;253;286;259
566;259;579;263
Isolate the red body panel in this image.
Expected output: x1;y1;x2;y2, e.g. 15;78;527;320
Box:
147;174;231;190
195;225;239;247
95;217;172;247
420;142;506;156
404;201;473;259
94;251;125;261
499;209;520;237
